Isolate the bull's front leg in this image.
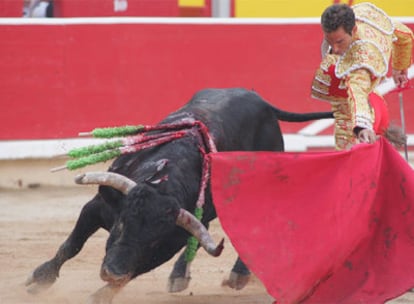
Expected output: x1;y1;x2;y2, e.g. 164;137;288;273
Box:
168;214;216;293
168;250;193;292
168;217;213;293
25;197;113;294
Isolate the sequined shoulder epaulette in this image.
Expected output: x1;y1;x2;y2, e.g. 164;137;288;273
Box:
335;40;388;79
353;2;394;35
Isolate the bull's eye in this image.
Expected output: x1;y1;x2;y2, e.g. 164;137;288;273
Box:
148;175;168;185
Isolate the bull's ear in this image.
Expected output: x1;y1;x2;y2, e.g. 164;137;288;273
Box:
155;158;169;171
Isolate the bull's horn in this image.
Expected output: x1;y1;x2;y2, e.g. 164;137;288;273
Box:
75;172;137;195
176;208;224;257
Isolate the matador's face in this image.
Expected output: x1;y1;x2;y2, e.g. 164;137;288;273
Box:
324;26;355;56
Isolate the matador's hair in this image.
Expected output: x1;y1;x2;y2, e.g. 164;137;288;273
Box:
321;4;355;35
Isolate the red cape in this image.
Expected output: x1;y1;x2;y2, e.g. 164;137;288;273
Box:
211;138;414;303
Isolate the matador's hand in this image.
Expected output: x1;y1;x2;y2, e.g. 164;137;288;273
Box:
392;69;409;88
357;129;378;144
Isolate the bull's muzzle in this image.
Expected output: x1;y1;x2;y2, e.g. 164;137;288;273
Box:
100;265;132;287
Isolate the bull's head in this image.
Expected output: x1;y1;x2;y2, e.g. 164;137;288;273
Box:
75;171;223;286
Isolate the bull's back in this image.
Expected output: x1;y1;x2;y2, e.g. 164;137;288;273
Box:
174;88;284;152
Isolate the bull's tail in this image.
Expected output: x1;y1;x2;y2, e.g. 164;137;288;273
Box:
273;108;334;122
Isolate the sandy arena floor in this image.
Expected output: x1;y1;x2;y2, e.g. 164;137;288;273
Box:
1;186;413;304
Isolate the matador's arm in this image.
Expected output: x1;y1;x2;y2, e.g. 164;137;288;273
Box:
345;68;374;133
392;21;413;71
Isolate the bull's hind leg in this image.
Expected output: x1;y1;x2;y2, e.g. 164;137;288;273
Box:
26;196;113;293
168;250;192;292
222;257;251;290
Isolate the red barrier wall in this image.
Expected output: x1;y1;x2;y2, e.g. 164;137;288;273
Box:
1;20;413;140
0;0;22;17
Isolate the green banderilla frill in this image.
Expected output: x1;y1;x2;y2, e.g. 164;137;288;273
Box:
90;125;145;138
65;149;121;170
67;140;123;158
184;206;204;263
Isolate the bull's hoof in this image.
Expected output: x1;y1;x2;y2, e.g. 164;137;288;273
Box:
25;275;54;294
222;271;250;290
168;276;191;293
25;261;59;294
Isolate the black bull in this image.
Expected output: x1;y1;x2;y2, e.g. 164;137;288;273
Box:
26;88;333;303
